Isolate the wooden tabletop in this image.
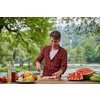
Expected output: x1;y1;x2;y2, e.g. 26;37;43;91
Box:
0;78;100;84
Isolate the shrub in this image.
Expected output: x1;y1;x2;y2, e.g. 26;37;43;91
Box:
80;64;83;66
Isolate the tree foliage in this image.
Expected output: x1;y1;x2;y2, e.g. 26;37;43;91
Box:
95;44;100;62
0;42;13;66
61;17;100;36
83;43;95;62
0;17;56;46
67;35;100;63
0;17;57;66
69;45;84;62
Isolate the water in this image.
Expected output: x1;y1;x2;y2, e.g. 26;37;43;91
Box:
0;63;28;67
62;64;100;78
0;64;100;78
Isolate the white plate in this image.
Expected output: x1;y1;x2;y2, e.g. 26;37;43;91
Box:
16;80;36;84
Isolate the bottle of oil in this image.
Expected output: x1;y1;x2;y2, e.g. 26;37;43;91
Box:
7;61;12;83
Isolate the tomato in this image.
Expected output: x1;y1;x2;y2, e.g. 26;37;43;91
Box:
1;77;7;83
20;74;24;78
32;75;37;81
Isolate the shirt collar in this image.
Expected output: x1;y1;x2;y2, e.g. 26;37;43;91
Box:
50;44;60;51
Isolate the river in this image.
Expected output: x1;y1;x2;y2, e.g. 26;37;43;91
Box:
0;64;100;78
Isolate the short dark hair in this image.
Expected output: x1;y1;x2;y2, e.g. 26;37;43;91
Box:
50;30;61;40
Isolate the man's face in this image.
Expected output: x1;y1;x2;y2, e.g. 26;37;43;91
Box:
50;37;60;47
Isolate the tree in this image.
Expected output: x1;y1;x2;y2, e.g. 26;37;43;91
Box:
69;49;76;61
95;44;100;62
83;43;95;62
0;42;13;66
0;17;57;64
13;44;27;66
95;36;100;46
68;45;84;62
64;45;70;53
74;45;83;62
60;17;100;36
0;17;56;48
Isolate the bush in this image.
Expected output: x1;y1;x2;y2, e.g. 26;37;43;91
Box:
0;68;8;72
0;65;36;72
80;64;83;66
3;67;8;71
0;69;3;72
1;62;8;66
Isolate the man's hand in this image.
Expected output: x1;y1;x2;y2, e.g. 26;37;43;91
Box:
52;70;63;78
36;62;42;72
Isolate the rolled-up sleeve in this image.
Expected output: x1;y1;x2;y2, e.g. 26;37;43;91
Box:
60;51;67;74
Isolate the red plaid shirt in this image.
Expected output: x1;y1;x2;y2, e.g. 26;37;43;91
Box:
34;45;67;77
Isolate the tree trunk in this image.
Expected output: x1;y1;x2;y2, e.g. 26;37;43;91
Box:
20;59;24;66
13;50;16;61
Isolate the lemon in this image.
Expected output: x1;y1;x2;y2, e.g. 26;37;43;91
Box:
25;76;34;81
24;71;33;77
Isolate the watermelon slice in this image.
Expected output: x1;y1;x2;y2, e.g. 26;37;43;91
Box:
76;68;94;80
67;68;94;81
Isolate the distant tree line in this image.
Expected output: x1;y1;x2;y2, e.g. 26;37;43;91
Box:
64;35;100;63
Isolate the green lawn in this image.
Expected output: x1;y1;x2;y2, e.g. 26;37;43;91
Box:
0;65;36;72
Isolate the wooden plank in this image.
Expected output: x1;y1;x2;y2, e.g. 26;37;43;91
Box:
36;79;100;84
0;78;100;84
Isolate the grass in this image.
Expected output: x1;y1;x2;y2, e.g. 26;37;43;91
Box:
0;65;36;72
80;64;83;66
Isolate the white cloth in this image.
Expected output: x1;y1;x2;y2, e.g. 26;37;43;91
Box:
50;49;59;60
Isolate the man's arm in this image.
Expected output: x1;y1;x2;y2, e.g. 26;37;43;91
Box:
34;46;45;64
35;62;42;72
60;51;67;74
34;46;45;71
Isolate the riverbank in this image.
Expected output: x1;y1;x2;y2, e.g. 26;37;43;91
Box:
0;64;100;78
68;63;100;67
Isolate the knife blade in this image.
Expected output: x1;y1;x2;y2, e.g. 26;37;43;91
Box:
40;70;42;77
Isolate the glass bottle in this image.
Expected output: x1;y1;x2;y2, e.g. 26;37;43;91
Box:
11;61;16;82
7;61;12;83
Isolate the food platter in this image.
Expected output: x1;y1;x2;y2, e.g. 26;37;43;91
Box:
16;80;36;84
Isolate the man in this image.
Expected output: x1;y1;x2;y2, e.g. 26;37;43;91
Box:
34;30;67;78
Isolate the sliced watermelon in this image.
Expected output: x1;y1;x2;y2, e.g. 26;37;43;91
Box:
67;68;94;81
76;68;94;80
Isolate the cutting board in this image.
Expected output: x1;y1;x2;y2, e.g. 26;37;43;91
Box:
38;77;60;81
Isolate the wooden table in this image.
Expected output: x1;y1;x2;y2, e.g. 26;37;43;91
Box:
0;78;100;84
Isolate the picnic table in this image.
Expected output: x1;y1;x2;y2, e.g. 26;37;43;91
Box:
0;78;100;84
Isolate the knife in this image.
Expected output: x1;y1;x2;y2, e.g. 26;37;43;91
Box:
40;70;42;77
